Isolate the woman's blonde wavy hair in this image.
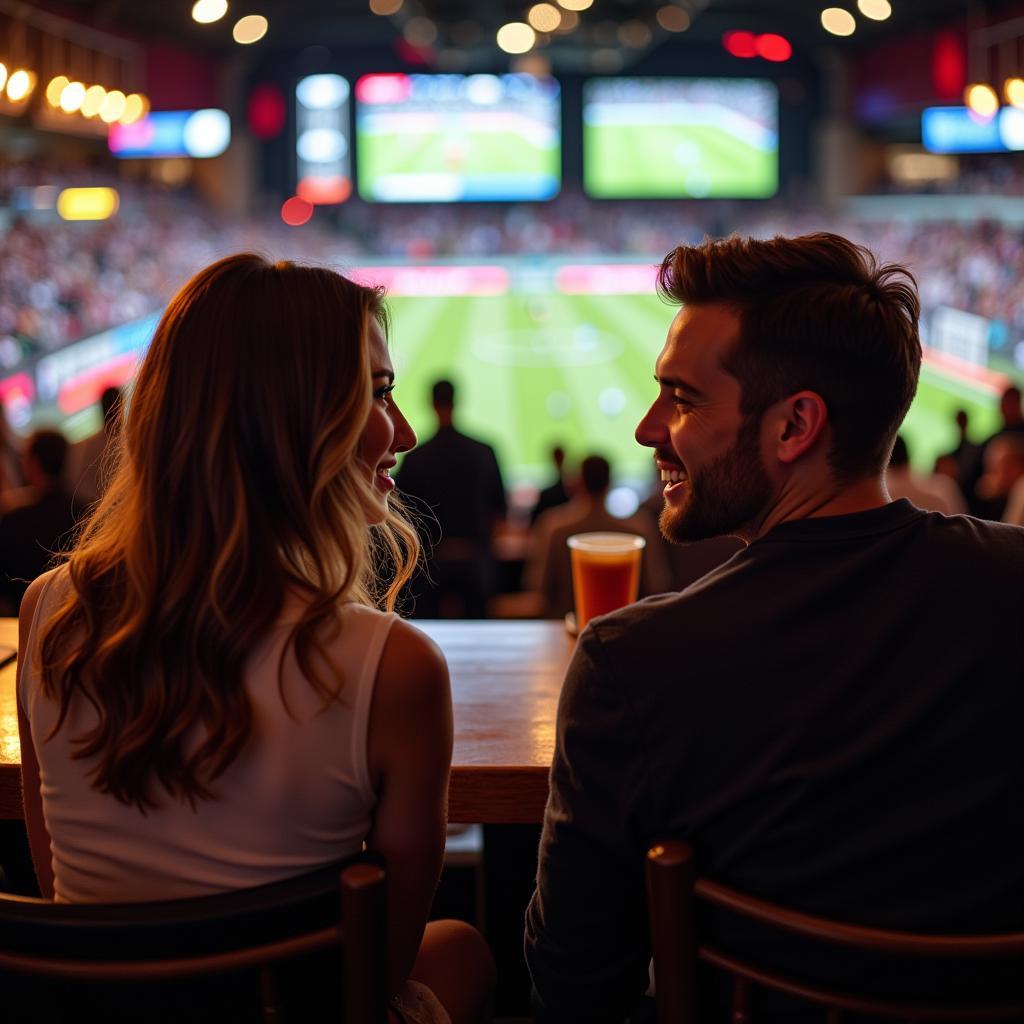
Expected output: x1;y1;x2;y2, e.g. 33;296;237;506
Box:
38;253;419;811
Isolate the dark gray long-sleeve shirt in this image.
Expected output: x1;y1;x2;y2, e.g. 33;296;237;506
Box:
525;501;1024;1022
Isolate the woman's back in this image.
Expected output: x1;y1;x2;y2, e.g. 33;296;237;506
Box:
21;565;398;903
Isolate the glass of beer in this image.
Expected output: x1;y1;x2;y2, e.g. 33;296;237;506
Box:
567;532;646;631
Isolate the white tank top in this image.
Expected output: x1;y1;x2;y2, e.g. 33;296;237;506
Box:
20;567;397;903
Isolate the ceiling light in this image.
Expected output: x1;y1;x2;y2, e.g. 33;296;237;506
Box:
0;63;7;93
1005;77;1024;109
369;0;404;13
821;8;856;36
6;69;35;103
964;83;999;120
497;22;536;54
656;6;691;32
233;14;268;44
120;93;149;125
46;75;69;107
528;3;562;33
81;84;106;118
554;10;579;33
857;0;891;20
100;90;127;123
557;0;593;11
59;80;86;113
192;0;228;24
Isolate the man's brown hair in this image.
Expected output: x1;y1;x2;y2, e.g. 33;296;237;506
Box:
657;232;922;480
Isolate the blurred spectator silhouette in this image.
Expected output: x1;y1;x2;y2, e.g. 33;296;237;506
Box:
966;386;1024;513
529;444;570;526
67;385;123;505
975;432;1024;521
524;454;668;620
886;434;966;514
936;408;980;490
0;429;84;612
397;378;507;618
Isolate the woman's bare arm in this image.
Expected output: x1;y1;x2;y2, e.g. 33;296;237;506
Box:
365;617;453;996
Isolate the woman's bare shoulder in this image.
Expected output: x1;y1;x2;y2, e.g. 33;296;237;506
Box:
376;617;449;705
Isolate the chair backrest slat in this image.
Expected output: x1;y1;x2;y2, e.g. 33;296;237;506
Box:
0;859;388;1023
646;840;1024;1023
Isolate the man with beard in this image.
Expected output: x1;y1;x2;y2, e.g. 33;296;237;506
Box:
524;233;1024;1023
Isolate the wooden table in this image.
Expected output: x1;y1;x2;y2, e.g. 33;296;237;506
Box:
0;619;574;824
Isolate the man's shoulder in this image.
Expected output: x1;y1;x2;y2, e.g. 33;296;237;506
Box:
923;509;1024;565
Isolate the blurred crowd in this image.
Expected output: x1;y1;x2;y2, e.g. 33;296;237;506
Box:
5;163;1024;360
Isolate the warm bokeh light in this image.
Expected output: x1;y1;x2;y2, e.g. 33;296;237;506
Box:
756;33;793;62
120;93;149;125
857;0;891;20
369;0;404;14
233;14;268;44
0;63;7;94
6;70;35;103
528;3;562;33
57;187;120;221
192;0;228;24
558;0;593;10
497;22;536;54
81;84;106;118
281;195;314;226
46;75;69;107
404;17;438;46
821;8;856;36
618;20;652;47
99;90;127;123
965;83;999;120
656;6;691;32
1005;77;1024;109
554;10;579;32
59;80;86;113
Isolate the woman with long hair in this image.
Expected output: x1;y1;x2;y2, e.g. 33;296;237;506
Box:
16;253;494;1023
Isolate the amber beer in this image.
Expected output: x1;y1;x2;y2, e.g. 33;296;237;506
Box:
567;532;646;630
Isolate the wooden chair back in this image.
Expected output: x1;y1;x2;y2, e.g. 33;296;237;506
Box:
646;840;1024;1023
0;859;388;1023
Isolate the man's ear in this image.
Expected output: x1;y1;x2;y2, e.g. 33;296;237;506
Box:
772;390;829;465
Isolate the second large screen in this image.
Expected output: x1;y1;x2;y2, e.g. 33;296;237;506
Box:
583;78;778;199
356;73;561;202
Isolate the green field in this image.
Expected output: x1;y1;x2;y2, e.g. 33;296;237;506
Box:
584;122;777;199
386;292;1001;485
359;130;556;179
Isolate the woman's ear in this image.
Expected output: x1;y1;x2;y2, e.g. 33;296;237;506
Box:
774;390;829;465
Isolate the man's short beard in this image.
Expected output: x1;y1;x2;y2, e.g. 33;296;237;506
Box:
660;414;774;543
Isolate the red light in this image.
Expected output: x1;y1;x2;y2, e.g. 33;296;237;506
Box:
281;196;313;226
756;33;792;62
248;84;286;140
297;176;352;205
355;73;413;105
933;29;966;101
723;30;758;59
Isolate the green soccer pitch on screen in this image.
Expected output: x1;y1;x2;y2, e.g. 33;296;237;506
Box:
583;77;779;200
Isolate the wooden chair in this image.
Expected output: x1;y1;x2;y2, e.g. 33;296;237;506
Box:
0;858;388;1023
646;840;1024;1023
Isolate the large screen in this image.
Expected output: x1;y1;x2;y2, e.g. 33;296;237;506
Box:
355;73;561;202
583;78;778;199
